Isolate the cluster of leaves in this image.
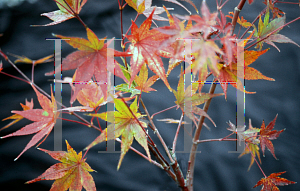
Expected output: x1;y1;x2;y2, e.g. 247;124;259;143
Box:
0;0;299;190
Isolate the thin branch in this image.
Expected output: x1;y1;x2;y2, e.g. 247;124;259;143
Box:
186;80;217;191
5;56;102;132
196;138;237;144
151;105;177;119
140;98;175;163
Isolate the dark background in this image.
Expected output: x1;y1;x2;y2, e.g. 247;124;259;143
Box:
0;0;299;190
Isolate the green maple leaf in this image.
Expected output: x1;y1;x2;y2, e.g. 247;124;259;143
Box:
172;68;223;128
85;97;150;170
253;7;300;51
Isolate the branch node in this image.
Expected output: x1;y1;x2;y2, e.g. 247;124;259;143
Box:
234;7;241;12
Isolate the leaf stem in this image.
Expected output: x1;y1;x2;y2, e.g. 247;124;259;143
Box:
245;143;267;178
61;0;87;28
151;105;177;119
59;117;92;127
186;80;217;191
0;71;30;84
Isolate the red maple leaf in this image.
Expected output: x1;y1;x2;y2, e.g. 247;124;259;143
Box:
125;8;173;91
26;140;96;191
0;86;58;161
46;27;128;103
259;114;284;159
253;171;296;191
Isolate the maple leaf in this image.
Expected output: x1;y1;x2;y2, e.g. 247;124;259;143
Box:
125;8;173;91
26;140;96;191
253;171;296;191
172;69;223;128
0;86;58;161
253;8;300;51
236;119;261;171
191;37;223;81
135;63;159;93
259;114;284;159
125;0;174;22
1;99;34;132
37;0;88;26
155;6;194;76
263;0;285;19
248;0;254;4
85;97;150;170
186;1;218;39
46;27;128;103
76;82;107;109
8;53;53;65
226;12;252;28
217;49;274;99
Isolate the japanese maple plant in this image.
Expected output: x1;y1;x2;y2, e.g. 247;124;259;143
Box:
0;0;299;190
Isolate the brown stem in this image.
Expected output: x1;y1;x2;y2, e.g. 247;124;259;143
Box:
170;157;187;190
148;144;176;182
231;0;247;35
140;97;188;189
186;81;217;191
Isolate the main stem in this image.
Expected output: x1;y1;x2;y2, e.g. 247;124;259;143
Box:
186;81;217;191
231;0;247;35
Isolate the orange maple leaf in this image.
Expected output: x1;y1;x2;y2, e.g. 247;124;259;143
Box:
8;53;54;65
1;99;34;131
26;140;96;191
217;49;274;99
